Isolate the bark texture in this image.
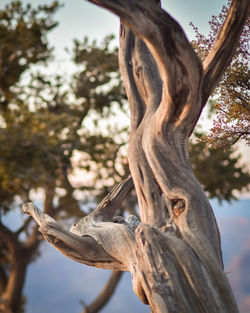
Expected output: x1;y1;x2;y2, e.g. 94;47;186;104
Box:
23;0;249;312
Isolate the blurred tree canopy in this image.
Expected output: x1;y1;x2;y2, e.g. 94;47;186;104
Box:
0;1;249;313
0;2;129;312
190;132;249;202
0;0;59;110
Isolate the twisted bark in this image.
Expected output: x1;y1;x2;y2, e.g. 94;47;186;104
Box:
23;0;249;312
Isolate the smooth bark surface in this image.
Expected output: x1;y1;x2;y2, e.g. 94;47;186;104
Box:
23;0;249;312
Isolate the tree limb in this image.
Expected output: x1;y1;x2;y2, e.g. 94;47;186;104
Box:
87;0;203;132
0;222;20;261
24;187;55;254
0;264;7;293
0;223;27;312
23;202;129;271
90;175;133;220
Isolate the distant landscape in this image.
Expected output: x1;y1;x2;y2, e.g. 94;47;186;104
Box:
12;199;248;313
212;199;250;313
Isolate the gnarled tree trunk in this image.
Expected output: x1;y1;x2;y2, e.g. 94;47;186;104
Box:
23;0;249;312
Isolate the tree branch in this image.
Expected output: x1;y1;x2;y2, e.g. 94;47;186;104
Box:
0;223;27;312
15;216;32;236
90;175;134;221
0;264;7;293
23;203;128;271
24;187;55;255
0;222;20;261
202;0;249;104
87;0;203;132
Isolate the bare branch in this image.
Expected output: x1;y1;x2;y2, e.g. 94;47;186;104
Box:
0;265;7;293
23;202;55;227
23;203;128;271
0;222;20;261
24;188;56;253
202;0;249;104
89;175;134;221
15;216;32;236
22;177;136;272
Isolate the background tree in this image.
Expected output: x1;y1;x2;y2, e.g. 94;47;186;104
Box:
190;132;249;202
0;2;60;311
0;0;59;110
0;2;128;312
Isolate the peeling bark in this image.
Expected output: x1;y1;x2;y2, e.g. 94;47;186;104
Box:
23;0;249;312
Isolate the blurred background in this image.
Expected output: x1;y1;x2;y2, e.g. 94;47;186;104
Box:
0;1;249;313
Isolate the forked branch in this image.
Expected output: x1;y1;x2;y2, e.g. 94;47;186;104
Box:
23;177;138;271
23;202;128;270
88;0;203;133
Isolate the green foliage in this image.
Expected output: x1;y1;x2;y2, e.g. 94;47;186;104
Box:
0;3;128;214
190;133;250;202
0;67;128;215
72;34;127;118
0;2;129;311
0;0;60;109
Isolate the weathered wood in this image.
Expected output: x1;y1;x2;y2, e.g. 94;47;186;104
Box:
23;0;249;312
23;202;136;271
